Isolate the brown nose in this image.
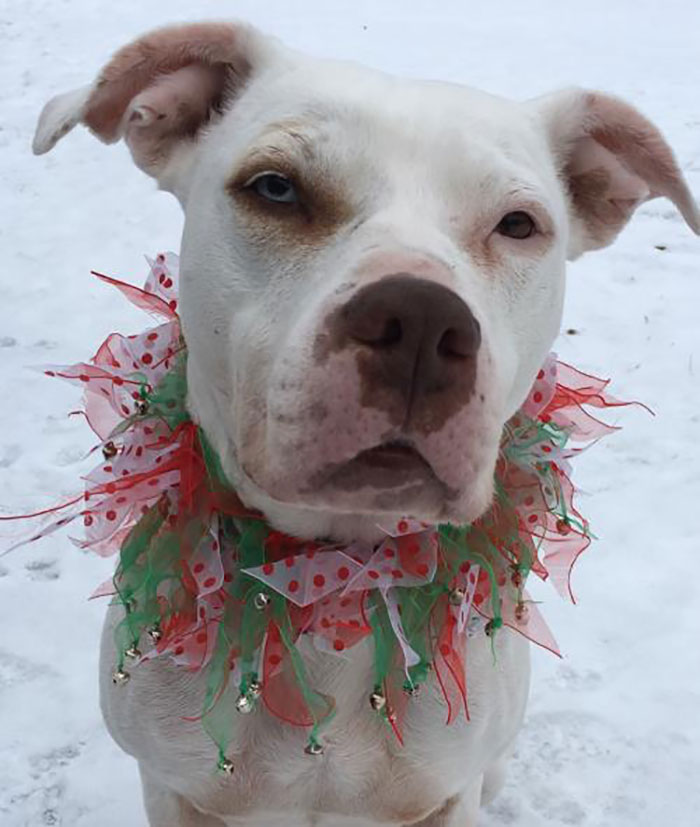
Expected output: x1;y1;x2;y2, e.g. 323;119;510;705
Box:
338;274;481;416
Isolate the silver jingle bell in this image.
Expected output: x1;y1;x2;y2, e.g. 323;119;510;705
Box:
369;691;386;712
247;680;263;699
253;592;271;611
125;645;142;662
135;398;150;416
448;586;466;606
147;626;163;645
304;740;324;756
217;756;235;775
403;683;421;697
235;693;254;714
112;668;131;686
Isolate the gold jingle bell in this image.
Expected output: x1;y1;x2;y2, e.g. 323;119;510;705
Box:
253;592;271;611
102;440;118;460
125;645;142;662
448;586;466;606
235;693;254;714
514;602;530;625
369;690;386;712
556;518;571;535
217;756;235;775
304;740;324;756
112;668;131;686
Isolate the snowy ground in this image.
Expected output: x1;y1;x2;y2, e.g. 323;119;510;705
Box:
1;0;699;824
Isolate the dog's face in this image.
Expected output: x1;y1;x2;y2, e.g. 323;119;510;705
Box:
34;23;699;540
181;68;570;535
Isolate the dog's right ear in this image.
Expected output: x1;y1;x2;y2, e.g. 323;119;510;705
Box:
32;22;276;198
531;88;700;258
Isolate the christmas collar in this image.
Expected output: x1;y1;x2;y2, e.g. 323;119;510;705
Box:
3;253;634;773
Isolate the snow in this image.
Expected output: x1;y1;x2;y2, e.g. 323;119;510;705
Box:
1;0;699;824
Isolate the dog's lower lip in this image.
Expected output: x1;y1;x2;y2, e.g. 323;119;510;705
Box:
304;439;438;496
350;440;428;472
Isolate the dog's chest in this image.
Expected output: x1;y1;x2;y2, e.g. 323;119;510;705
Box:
183;639;470;823
102;610;530;825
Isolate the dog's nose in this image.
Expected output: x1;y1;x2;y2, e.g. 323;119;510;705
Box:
339;274;481;405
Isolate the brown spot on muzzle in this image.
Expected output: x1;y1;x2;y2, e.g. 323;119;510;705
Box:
319;274;481;434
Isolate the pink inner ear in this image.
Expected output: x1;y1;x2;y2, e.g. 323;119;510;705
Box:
121;64;229;173
568;138;650;203
584;93;700;233
83;22;245;142
127;64;226;133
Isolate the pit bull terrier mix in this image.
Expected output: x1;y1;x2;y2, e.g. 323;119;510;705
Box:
32;20;699;827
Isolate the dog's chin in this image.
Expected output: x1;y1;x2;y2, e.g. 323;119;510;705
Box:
323;441;436;485
301;441;448;515
236;440;496;542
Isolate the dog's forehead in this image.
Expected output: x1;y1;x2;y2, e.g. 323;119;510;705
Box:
227;56;546;173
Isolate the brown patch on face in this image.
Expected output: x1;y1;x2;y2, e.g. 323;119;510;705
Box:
462;213;507;271
355;347;417;429
307;400;329;424
352;347;479;437
461;205;554;272
316;276;480;435
226;121;356;247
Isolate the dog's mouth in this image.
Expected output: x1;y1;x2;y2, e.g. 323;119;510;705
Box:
353;439;426;470
318;439;438;492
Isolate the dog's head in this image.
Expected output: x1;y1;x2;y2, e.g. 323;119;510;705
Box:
34;22;699;541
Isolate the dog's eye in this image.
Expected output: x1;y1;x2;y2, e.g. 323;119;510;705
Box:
249;173;298;204
495;211;536;239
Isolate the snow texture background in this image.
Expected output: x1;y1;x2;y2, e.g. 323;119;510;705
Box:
1;1;698;824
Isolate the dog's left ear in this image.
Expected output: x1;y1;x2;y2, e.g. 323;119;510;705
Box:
532;88;700;258
32;22;279;200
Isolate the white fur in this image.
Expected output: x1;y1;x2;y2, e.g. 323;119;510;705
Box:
32;84;92;154
33;20;699;826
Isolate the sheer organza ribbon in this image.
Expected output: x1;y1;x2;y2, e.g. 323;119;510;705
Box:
1;253;638;767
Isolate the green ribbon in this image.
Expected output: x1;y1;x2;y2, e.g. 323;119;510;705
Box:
109;348;586;767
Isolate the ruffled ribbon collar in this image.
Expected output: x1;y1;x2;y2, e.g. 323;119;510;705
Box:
2;253;634;772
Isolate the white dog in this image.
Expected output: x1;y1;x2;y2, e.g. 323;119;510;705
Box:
33;20;698;827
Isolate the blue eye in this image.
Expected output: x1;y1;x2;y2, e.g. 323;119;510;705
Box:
250;173;298;204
